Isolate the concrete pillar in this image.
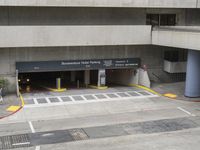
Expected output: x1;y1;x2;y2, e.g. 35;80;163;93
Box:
98;69;106;87
185;50;200;98
84;70;90;86
70;71;76;82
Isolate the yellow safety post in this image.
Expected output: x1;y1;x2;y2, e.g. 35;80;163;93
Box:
56;78;61;90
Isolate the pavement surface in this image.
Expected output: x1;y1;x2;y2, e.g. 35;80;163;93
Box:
0;94;21;118
152;82;200;101
0;84;200;150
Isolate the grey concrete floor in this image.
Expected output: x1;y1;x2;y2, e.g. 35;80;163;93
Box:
152;81;200;101
0;86;200;150
0;94;21;117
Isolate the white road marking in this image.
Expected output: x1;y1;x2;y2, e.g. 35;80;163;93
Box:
134;91;144;96
41;133;55;137
28;121;36;133
23;90;158;108
12;142;30;146
57;96;63;102
33;98;39;104
177;107;196;117
45;97;51;104
68;96;75;102
24;94;158;108
35;146;40;150
81;95;88;101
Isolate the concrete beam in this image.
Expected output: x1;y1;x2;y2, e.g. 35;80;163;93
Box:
0;25;152;48
152;27;200;51
0;0;197;8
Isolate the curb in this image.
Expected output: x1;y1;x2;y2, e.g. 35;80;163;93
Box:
130;84;200;102
0;93;24;120
89;85;108;90
129;84;162;96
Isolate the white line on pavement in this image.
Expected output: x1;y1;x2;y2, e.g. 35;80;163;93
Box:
24;94;159;108
177;107;196;117
35;146;40;150
12;142;30;146
28;121;36;133
33;98;39;105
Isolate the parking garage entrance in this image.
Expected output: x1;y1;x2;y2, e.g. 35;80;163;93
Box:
16;58;140;93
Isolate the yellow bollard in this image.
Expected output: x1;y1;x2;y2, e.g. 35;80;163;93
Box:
56;78;61;90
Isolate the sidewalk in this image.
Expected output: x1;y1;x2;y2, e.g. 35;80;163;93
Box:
0;94;21;118
152;82;200;101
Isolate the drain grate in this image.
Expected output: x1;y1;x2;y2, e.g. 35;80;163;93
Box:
0;134;30;149
69;129;89;141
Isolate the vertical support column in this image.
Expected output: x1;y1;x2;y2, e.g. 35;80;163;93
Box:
98;69;106;87
185;50;200;98
70;71;76;83
84;70;90;87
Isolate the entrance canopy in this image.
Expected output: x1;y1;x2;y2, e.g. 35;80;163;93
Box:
16;58;141;73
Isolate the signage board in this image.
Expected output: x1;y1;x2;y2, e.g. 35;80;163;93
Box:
16;58;141;73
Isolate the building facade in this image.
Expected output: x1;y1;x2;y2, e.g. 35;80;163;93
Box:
0;0;200;97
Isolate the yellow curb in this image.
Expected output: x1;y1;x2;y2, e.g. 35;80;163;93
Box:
89;85;108;90
129;84;162;96
48;88;67;92
19;93;25;107
163;93;177;99
6;105;21;112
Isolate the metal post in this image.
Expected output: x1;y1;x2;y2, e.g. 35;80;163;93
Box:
56;78;61;90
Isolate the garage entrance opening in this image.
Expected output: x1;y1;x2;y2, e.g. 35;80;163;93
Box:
16;58;141;93
106;69;137;86
18;70;91;93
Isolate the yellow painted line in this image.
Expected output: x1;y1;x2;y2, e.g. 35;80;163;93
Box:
19;93;25;107
6;105;21;112
129;84;162;96
48;88;67;92
89;85;108;90
163;93;177;99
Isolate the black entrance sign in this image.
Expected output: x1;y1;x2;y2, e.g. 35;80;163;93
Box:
16;58;141;73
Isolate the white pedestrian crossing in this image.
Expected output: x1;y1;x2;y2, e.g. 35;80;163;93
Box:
23;90;158;108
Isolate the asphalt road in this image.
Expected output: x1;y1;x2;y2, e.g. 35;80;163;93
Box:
0;90;200;150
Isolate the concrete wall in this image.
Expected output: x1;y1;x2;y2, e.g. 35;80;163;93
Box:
0;0;198;8
0;7;146;25
0;45;181;92
0;7;186;26
0;25;151;47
